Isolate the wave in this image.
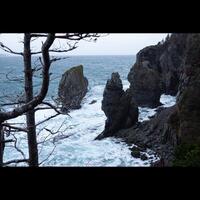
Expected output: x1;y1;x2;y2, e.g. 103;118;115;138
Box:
4;83;175;166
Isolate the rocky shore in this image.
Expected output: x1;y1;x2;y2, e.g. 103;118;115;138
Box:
96;34;200;166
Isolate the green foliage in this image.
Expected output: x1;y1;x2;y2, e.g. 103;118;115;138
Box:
173;143;200;167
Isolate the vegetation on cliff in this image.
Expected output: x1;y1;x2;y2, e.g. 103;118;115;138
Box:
173;143;200;167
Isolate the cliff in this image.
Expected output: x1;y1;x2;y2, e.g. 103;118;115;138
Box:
97;33;200;166
128;34;188;108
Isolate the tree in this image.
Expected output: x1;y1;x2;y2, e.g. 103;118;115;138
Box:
0;33;100;166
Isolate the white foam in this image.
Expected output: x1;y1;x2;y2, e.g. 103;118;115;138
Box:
4;83;160;166
138;94;176;122
138;107;157;122
160;94;176;107
4;83;177;166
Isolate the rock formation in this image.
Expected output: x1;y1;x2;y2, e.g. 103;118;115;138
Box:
115;106;178;166
58;65;88;111
118;33;200;166
176;34;200;144
95;72;138;140
97;33;200;166
128;34;188;108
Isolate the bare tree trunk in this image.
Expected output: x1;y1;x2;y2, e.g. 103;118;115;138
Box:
0;123;4;166
24;33;38;167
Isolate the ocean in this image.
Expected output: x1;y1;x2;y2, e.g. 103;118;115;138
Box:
0;55;176;166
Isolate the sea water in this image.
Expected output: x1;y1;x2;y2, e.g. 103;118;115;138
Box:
0;55;176;166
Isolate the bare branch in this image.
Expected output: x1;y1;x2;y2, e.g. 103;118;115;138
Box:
30;33;101;41
30;42;77;55
0;102;21;107
0;42;23;55
30;33;48;38
34;102;71;117
2;123;27;133
2;139;15;143
41;102;61;114
50;56;68;64
3;159;28;166
11;133;26;159
36;113;60;127
39;145;56;165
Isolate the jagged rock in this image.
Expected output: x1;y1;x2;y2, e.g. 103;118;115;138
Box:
58;65;88;111
89;100;97;104
128;34;188;108
115;106;178;166
96;34;200;166
128;54;162;108
95;72;138;140
131;149;141;158
141;154;148;161
116;31;200;166
176;34;200;143
130;146;142;158
151;158;165;167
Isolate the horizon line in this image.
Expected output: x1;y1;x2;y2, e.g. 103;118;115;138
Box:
0;54;136;57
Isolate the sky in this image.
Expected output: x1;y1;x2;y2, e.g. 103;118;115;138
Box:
0;33;168;56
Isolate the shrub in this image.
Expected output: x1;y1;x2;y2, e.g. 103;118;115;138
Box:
173;143;200;167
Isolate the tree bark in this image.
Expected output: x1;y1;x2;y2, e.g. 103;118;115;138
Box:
0;123;4;167
24;33;38;167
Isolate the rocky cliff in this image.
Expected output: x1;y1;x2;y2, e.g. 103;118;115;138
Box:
97;33;200;166
115;106;178;166
58;65;88;111
176;34;200;144
128;34;188;108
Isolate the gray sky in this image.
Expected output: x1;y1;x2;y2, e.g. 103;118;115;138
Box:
0;33;168;55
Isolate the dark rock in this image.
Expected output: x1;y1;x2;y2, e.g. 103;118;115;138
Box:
151;158;165;167
155;106;165;113
128;47;162;108
131;147;141;158
95;73;138;140
97;34;200;166
128;34;188;108
176;34;200;143
115;106;178;166
89;100;97;104
141;154;148;161
58;65;88;111
130;147;148;160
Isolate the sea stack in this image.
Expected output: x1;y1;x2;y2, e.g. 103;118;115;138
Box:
96;72;138;140
58;65;88;111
